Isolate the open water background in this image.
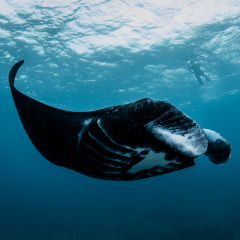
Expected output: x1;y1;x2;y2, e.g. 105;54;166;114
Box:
0;0;240;239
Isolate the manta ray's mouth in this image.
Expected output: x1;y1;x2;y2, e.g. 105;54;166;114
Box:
203;129;231;165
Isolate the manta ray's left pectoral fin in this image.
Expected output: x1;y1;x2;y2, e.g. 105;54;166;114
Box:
144;108;208;158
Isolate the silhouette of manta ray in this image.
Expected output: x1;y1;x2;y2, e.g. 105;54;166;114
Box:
9;60;231;181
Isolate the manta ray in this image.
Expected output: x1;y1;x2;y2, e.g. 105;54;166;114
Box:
9;60;231;181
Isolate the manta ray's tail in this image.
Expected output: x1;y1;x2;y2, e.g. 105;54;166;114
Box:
203;129;231;165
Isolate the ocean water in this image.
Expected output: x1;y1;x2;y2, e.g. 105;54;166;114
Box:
1;0;240;239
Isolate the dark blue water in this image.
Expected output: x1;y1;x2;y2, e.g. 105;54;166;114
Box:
1;1;240;239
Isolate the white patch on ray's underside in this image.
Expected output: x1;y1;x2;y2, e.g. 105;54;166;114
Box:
158;128;199;154
145;123;207;158
128;150;176;174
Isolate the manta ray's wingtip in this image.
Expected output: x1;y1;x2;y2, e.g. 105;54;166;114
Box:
9;60;25;87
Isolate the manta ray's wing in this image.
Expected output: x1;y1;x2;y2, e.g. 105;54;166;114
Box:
8;61;136;180
118;98;208;158
9;60;103;178
140;101;208;158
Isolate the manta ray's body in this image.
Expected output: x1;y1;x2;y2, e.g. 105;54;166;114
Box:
9;61;231;181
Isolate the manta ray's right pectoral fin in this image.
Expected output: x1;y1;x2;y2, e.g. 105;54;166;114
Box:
144;107;208;158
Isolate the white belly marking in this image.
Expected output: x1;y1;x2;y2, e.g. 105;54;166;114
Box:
128;151;176;174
